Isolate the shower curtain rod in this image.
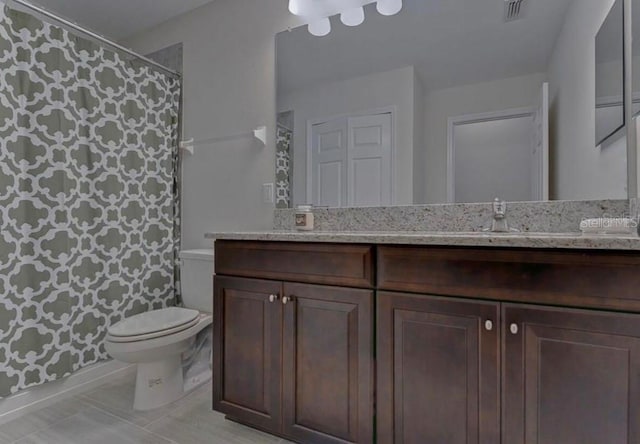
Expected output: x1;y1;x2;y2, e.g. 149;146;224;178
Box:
8;0;181;79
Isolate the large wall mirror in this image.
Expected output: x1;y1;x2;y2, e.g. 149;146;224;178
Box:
276;0;632;208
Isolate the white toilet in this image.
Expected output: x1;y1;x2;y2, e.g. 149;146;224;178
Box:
105;249;214;411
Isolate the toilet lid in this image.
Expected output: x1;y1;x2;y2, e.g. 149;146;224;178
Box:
108;307;200;338
106;316;201;343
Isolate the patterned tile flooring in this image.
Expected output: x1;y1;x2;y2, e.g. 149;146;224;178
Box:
0;371;293;444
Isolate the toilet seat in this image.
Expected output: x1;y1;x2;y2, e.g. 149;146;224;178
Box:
107;307;200;343
106;316;201;343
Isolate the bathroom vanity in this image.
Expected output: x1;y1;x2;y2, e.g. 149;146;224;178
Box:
210;233;640;444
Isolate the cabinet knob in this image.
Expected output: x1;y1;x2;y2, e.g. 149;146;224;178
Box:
268;294;278;303
282;296;292;305
484;320;493;331
510;323;519;335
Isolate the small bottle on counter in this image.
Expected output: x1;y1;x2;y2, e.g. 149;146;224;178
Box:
295;205;314;231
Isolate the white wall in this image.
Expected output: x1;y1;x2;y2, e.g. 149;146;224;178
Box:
596;58;624;99
278;66;419;206
422;72;547;203
454;117;534;203
412;70;425;204
124;0;301;249
548;0;627;200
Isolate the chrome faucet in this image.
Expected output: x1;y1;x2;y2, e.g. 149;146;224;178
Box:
484;198;519;233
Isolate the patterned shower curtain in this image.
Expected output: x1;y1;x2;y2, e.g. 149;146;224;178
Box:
0;7;181;397
276;125;292;208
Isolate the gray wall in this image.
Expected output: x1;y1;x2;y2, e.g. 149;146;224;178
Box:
412;70;425;204
124;0;301;248
548;0;627;200
146;43;183;74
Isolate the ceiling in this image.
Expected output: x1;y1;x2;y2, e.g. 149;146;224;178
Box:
277;0;575;95
33;0;216;40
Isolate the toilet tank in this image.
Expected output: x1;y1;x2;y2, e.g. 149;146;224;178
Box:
179;249;214;314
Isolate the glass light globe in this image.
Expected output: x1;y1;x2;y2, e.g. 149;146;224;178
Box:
288;0;300;15
377;0;402;16
308;17;331;36
341;7;365;26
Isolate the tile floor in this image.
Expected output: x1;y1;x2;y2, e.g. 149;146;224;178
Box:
0;370;293;444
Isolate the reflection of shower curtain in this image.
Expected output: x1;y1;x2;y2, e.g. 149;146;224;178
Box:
0;7;181;397
276;125;292;208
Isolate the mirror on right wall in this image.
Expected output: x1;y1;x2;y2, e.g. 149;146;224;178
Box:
276;0;635;209
596;0;625;146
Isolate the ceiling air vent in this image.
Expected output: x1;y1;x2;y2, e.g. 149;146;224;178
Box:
504;0;526;22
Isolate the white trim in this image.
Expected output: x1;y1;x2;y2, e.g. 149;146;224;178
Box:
305;106;397;206
595;94;629;148
598;93;640;108
596;94;625;108
447;107;535;203
305;119;313;205
0;360;134;426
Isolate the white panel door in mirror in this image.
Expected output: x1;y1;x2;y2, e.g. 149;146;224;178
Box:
348;114;392;207
311;113;392;208
312;117;347;207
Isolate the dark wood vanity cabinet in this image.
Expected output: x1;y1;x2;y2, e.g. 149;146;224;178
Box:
213;276;283;433
213;241;374;444
282;282;373;444
377;245;640;444
376;294;640;444
376;292;500;444
502;304;640;444
214;240;640;444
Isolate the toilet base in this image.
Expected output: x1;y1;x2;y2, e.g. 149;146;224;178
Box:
133;357;184;411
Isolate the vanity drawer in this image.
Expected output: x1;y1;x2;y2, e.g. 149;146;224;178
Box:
377;245;640;312
215;240;374;288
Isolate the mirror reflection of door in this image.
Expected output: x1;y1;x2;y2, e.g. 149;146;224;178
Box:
448;83;549;203
309;112;393;207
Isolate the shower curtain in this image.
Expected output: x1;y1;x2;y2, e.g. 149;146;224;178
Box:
0;7;181;397
276;124;292;208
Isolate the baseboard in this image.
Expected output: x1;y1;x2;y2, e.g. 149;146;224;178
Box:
0;360;134;425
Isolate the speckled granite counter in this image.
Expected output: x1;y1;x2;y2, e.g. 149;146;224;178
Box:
205;231;640;251
273;200;630;233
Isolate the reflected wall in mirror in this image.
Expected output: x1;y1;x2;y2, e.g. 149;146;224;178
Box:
277;0;631;208
596;0;625;146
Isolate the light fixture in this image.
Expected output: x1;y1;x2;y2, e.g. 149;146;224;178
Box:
308;18;331;36
288;0;402;36
341;7;365;27
376;0;403;16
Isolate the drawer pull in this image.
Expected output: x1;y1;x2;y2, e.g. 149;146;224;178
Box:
510;323;519;335
268;294;278;303
282;296;292;305
484;320;493;331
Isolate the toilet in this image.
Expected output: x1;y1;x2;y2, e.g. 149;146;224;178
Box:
105;249;214;411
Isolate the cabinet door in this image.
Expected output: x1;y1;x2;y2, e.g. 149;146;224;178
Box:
503;304;640;444
213;276;283;434
282;283;373;444
377;292;500;444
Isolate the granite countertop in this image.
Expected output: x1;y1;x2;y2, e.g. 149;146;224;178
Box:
205;230;640;251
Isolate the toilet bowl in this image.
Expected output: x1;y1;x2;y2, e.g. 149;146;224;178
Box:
105;249;215;411
105;308;212;411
